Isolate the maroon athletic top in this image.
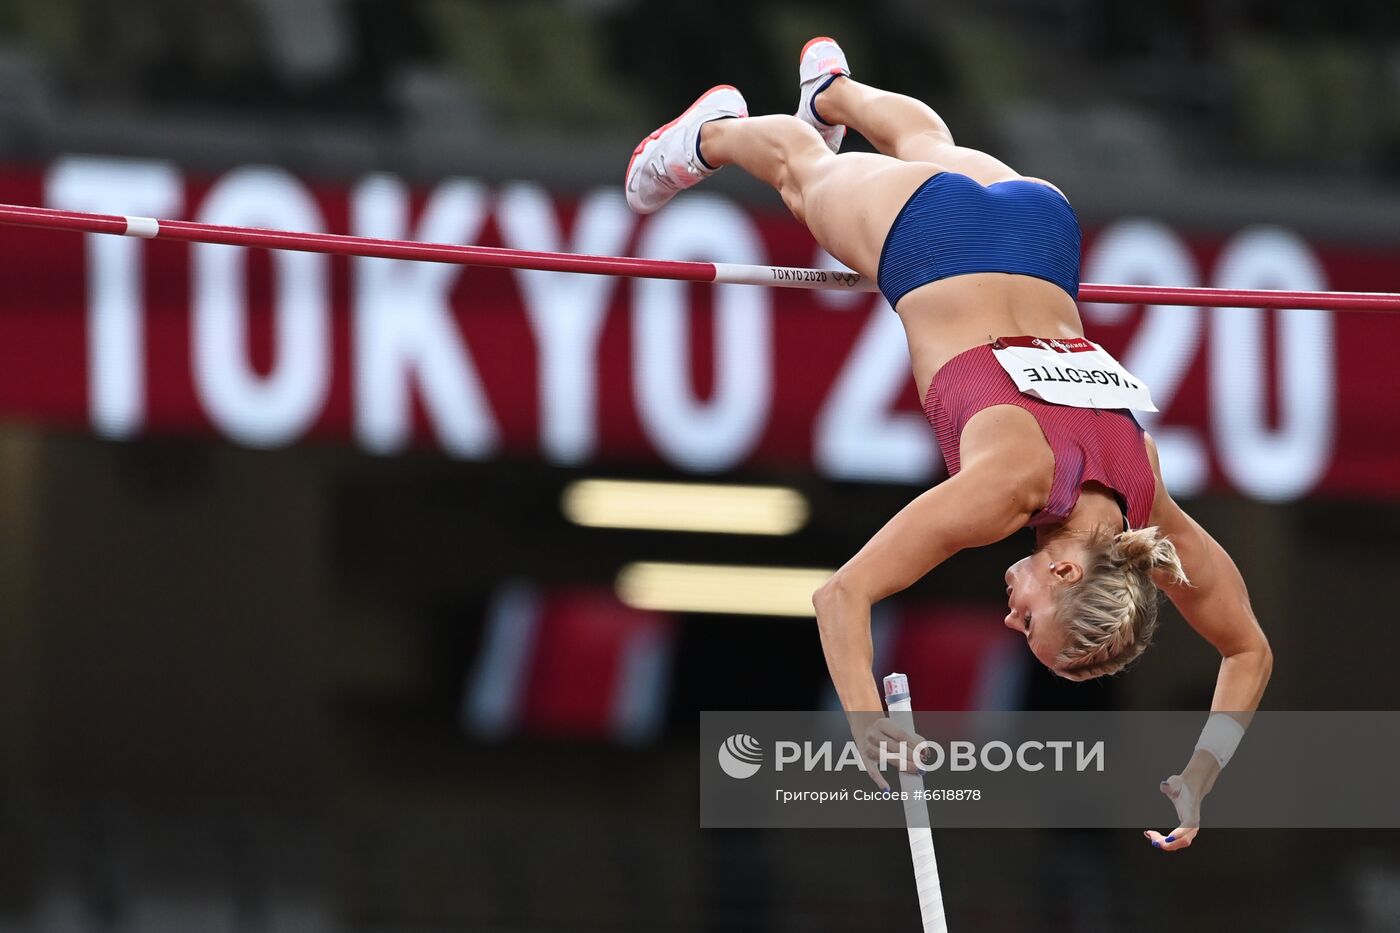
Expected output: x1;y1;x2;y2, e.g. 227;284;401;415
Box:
923;341;1156;529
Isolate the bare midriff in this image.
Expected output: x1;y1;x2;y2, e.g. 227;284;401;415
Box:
895;272;1086;399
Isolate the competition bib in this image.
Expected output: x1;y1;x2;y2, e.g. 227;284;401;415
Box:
991;336;1158;412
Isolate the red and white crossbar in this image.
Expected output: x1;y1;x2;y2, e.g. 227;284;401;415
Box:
1;202;1396;313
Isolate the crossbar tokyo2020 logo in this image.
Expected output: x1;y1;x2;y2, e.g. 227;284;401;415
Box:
717;734;764;779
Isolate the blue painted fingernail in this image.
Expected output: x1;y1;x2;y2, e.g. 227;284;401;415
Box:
1165;836;1175;843
1151;840;1161;848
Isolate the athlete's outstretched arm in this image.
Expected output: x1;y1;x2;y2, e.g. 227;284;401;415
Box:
1154;501;1272;708
813;461;1039;785
1143;441;1273;852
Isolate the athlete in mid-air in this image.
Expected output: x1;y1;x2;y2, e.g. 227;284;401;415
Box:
625;38;1271;852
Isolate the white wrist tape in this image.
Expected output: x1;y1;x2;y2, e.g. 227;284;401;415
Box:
1194;713;1247;768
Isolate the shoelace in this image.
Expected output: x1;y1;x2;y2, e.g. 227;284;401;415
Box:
648;151;706;191
647;158;681;191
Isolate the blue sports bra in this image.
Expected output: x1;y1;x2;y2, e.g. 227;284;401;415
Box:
876;172;1082;308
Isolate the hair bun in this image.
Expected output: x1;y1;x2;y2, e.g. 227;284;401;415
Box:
1110;526;1189;586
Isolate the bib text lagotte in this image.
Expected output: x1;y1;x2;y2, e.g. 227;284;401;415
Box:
991;336;1158;412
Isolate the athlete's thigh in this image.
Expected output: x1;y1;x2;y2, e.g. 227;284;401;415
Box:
800;155;944;281
897;138;1023;187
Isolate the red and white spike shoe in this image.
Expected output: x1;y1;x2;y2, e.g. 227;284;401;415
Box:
797;36;850;153
624;85;748;215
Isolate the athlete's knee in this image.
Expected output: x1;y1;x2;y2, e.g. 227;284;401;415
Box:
773;131;832;220
793;164;845;227
780;186;807;225
782;158;844;227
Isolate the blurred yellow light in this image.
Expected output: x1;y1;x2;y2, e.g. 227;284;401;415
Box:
562;479;809;536
615;562;833;617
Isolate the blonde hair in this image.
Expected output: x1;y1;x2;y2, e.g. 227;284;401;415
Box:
1054;526;1189;681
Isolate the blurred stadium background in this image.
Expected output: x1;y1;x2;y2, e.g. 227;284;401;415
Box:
1;1;1399;931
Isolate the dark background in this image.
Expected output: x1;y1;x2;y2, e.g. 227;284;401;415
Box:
2;2;1400;931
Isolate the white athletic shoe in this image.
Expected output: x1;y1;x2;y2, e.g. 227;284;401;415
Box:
625;85;748;215
797;36;850;153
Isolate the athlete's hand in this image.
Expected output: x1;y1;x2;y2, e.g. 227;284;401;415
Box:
1143;774;1201;853
851;714;926;791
